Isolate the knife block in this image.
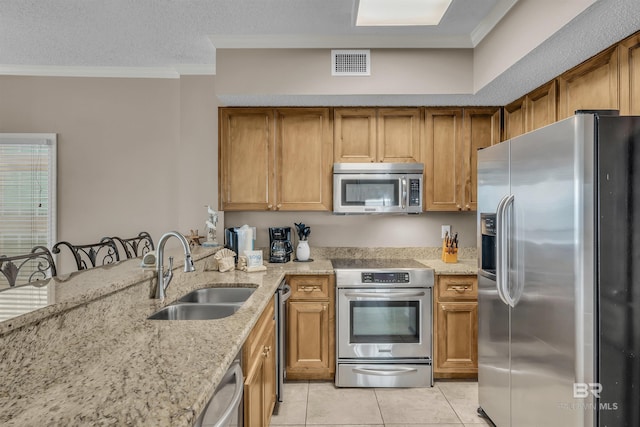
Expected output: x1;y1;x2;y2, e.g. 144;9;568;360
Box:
441;240;458;263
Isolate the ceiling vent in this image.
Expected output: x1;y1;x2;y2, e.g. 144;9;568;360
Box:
331;49;371;76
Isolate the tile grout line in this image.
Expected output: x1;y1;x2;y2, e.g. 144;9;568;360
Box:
435;382;466;425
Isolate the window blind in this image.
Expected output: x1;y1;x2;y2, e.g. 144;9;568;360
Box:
0;134;57;260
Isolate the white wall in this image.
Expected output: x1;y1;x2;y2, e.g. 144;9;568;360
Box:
216;48;474;96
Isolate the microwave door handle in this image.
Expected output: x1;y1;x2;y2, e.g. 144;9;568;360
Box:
401;177;407;209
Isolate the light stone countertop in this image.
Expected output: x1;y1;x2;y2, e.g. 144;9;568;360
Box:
0;250;333;427
0;249;474;426
417;258;478;275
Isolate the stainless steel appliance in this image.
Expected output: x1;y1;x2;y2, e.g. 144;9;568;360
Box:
274;279;291;408
333;258;435;387
194;355;243;427
333;162;423;214
477;111;640;427
269;227;293;263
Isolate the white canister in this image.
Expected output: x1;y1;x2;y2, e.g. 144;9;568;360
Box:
296;240;310;261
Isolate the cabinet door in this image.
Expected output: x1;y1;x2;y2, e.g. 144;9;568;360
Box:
377;108;421;163
287;301;331;378
219;108;275;210
557;46;619;119
620;33;640;115
526;81;557;131
262;326;276;424
462;108;500;211
503;96;526;140
424;109;463;211
244;356;265;427
334;108;377;163
276;108;333;210
434;301;478;377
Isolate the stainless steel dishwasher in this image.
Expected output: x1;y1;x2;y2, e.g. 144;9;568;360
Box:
274;279;291;410
194;358;243;427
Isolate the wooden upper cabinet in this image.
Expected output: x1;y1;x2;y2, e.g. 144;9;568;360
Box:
377;108;421;163
620;33;640;115
219;108;274;211
526;81;557;131
219;107;332;211
334;108;377;163
276;108;333;211
557;46;620;119
425;108;498;212
334;108;421;163
503;96;526;141
424;109;463;211
463;108;501;211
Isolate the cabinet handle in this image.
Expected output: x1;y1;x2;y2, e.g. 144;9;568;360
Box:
276;204;282;209
300;285;320;292
465;204;470;210
267;204;273;210
450;285;470;293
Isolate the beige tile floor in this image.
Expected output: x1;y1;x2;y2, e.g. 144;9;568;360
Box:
270;380;493;426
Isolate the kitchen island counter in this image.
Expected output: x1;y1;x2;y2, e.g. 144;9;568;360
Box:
0;250;333;427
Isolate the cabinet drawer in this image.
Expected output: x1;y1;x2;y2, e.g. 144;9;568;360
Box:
288;275;331;300
436;275;477;301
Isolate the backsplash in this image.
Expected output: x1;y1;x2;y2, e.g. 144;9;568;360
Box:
224;211;477;249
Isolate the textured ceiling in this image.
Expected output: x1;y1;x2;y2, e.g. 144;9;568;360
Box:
0;0;504;68
1;0;639;106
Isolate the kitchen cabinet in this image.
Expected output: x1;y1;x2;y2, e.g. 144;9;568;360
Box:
219;107;333;211
503;81;557;141
243;298;276;427
433;275;478;379
285;274;335;380
424;107;500;211
334;108;421;163
219;108;274;211
620;32;640;115
557;46;619;120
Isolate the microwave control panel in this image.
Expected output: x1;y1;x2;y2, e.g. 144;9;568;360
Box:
409;179;421;206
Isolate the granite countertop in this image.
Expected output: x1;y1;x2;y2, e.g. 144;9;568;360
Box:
0;249;474;426
0;250;333;427
417;258;478;275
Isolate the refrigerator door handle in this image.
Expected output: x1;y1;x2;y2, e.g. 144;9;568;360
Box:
501;195;517;308
495;195;511;306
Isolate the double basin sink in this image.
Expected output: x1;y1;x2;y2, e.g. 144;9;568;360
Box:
148;286;256;320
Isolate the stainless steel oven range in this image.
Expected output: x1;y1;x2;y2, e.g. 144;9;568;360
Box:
332;259;435;388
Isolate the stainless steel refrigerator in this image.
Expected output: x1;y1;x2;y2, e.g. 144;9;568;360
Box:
477;111;640;427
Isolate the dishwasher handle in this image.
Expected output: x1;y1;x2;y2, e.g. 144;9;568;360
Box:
199;361;243;427
281;283;292;302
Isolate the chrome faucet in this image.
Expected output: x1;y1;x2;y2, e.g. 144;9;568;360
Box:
155;231;195;300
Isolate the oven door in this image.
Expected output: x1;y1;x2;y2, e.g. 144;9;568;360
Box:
337;287;432;359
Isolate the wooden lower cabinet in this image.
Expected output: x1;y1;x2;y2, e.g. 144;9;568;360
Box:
285;275;335;380
433;275;478;379
243;299;276;427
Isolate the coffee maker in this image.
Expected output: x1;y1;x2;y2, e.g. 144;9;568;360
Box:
269;227;293;263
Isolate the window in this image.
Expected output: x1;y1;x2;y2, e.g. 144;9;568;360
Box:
0;134;57;257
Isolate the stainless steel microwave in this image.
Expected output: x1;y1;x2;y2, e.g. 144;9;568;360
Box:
333;163;424;214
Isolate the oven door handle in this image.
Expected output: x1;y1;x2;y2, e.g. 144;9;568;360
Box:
343;291;426;299
352;367;419;376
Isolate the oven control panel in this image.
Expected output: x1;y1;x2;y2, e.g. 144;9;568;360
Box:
362;272;410;283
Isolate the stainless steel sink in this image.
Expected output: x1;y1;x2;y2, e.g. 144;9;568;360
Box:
148;303;241;320
177;286;256;304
